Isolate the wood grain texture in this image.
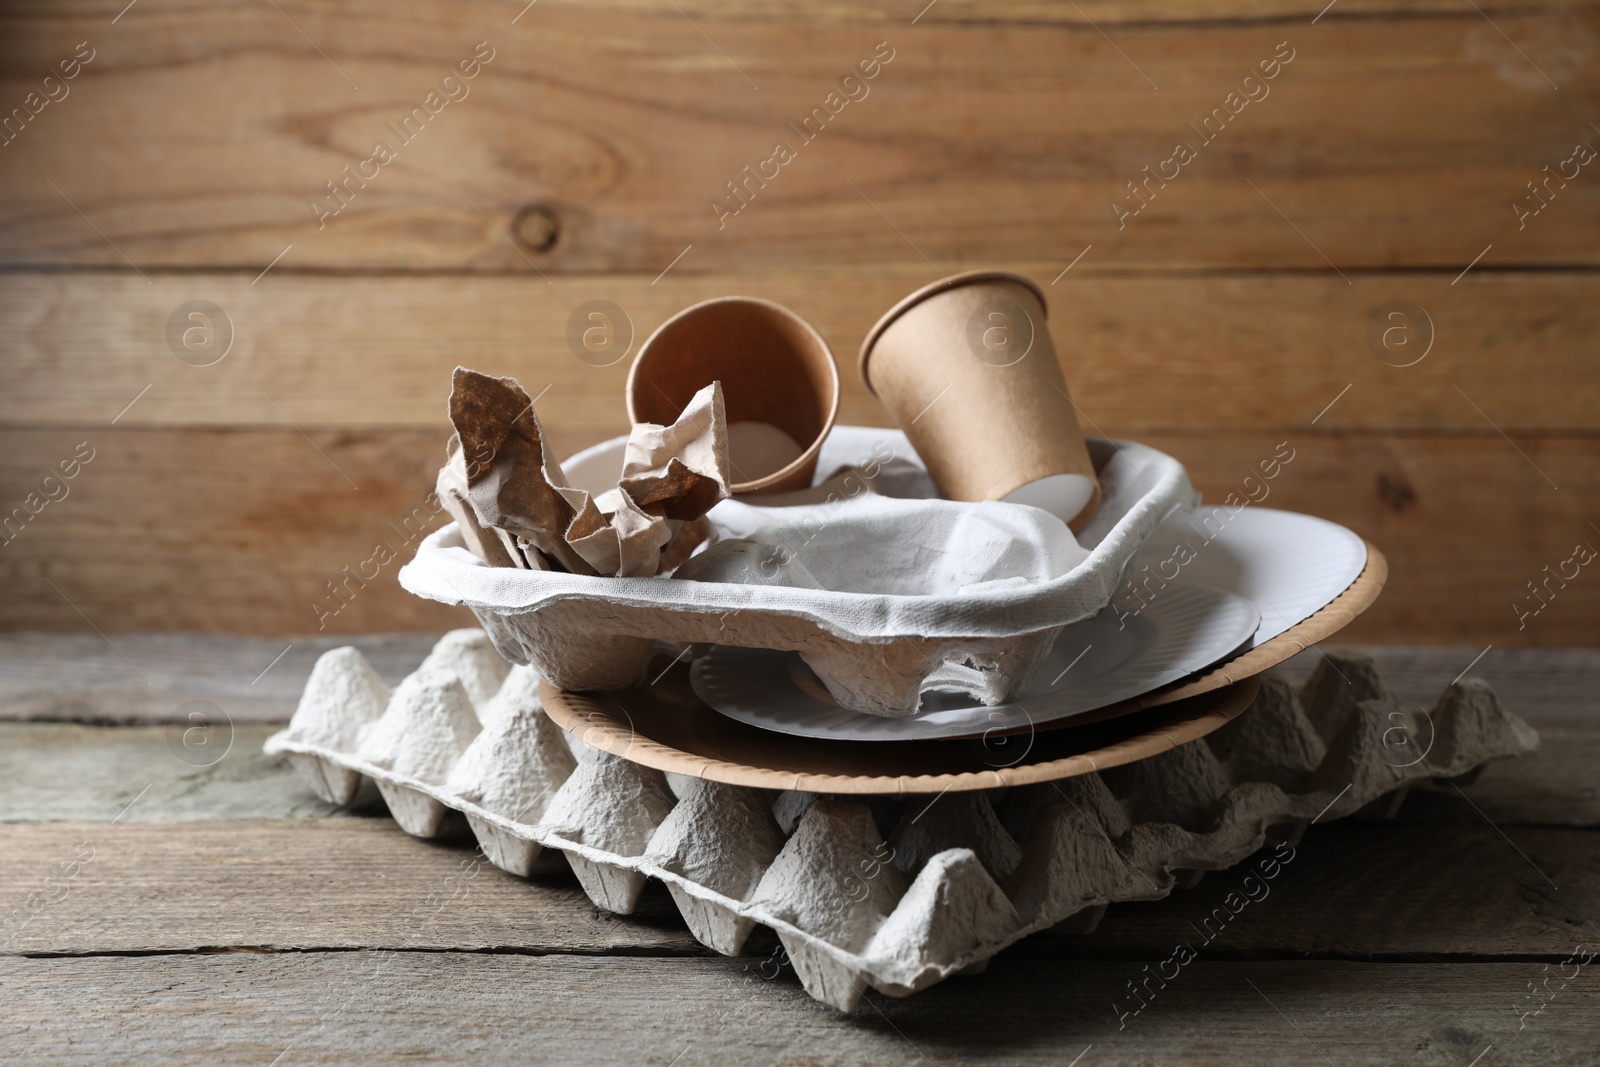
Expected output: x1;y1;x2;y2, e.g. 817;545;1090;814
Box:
0;818;1592;958
0;1;1592;1054
117;0;1588;24
584;0;1600;22
2;954;1594;1065
0;633;438;724
3;270;1595;433
0;724;358;823
1398;748;1600;828
1065;823;1596;960
3;428;1596;642
0;427;480;635
0;819;707;957
1;5;1596;272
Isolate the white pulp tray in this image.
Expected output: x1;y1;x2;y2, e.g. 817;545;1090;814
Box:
267;631;1539;1012
399;429;1197;717
692;505;1365;741
693;582;1260;741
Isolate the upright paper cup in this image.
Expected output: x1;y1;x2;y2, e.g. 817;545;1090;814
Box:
628;297;840;495
859;271;1101;531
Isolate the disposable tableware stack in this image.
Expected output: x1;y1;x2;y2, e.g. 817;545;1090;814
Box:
269;271;1539;1010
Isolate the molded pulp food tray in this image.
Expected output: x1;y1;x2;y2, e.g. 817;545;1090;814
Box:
399;430;1196;716
266;632;1538;1011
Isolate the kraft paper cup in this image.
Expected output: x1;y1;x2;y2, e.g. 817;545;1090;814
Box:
628;296;840;495
859;270;1101;531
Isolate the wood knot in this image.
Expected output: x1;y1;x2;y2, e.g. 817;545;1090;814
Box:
512;205;560;252
1377;470;1418;514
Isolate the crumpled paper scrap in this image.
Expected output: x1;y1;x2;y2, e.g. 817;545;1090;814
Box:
445;367;729;577
437;434;526;569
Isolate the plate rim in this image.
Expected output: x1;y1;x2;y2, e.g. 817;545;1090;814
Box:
1162;503;1368;647
1144;538;1385;708
542;675;1260;795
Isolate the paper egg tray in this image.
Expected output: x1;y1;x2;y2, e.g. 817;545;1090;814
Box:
265;631;1539;1012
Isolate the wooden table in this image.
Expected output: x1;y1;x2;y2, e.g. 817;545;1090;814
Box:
3;637;1596;1064
4;2;1599;647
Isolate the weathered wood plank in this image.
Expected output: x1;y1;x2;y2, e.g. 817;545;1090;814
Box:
0;633;436;724
1056;822;1597;962
583;0;1600;21
1;954;1593;1066
2;0;1586;31
1399;751;1599;828
4;429;1597;642
0;819;707;957
1;819;1594;958
2;717;1591;827
2;6;1596;272
0;427;478;635
4;638;1590;729
3;270;1594;433
0;724;383;822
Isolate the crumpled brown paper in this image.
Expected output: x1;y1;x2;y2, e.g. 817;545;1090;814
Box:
436;435;525;569
445;367;729;577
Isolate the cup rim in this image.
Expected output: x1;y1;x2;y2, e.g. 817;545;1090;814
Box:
857;269;1049;397
626;295;841;494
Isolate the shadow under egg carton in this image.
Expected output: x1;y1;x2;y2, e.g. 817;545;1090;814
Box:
265;630;1539;1012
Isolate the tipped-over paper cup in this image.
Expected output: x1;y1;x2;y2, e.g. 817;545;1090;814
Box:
628;296;840;495
859;270;1101;531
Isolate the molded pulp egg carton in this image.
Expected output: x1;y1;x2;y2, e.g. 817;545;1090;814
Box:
398;432;1196;717
265;631;1539;1012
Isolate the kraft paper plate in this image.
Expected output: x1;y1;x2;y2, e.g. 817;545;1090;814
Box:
541;669;1261;795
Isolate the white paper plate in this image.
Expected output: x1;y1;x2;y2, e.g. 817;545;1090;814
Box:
691;505;1368;742
691;581;1260;741
1136;505;1368;647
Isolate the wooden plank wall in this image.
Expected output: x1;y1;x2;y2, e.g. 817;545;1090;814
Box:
1;0;1596;643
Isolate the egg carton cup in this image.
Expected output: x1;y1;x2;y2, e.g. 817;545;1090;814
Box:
265;631;1538;1011
398;431;1196;717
